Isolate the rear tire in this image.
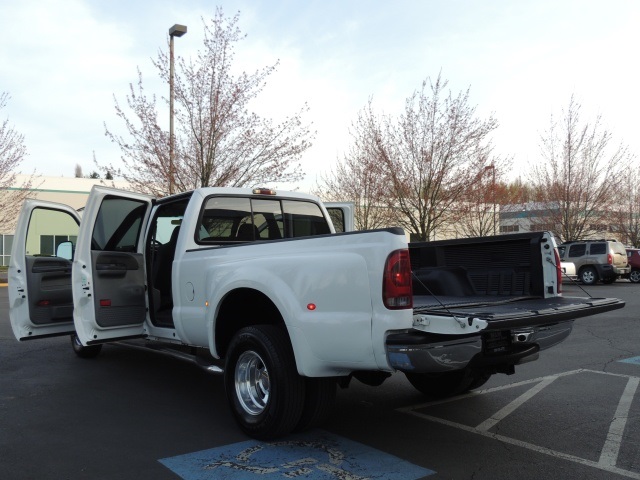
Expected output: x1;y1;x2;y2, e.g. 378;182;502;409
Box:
405;369;491;398
579;267;598;285
629;269;640;283
224;325;305;440
71;334;102;358
294;377;336;432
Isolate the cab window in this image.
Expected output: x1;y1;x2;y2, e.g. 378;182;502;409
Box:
282;200;330;237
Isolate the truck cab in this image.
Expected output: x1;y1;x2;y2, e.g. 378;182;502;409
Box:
8;186;354;346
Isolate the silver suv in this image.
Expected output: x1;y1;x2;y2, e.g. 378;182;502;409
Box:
558;239;630;285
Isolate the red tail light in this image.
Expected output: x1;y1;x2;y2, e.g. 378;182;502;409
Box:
554;248;562;294
607;253;613;265
383;249;413;309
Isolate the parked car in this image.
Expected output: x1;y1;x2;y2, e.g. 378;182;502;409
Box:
625;248;640;283
558;239;630;285
560;261;578;282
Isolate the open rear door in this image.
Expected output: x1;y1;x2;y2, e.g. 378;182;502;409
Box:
9;199;81;340
72;186;153;346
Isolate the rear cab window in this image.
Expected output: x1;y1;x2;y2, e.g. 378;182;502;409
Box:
196;196;330;244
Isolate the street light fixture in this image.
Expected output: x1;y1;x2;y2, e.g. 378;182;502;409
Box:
169;24;187;195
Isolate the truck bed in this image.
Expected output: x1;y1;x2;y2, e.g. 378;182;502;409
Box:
408;232;623;329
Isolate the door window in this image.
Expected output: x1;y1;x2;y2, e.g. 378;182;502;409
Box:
568;244;586;257
92;196;147;252
25;208;80;255
589;243;606;255
327;208;345;233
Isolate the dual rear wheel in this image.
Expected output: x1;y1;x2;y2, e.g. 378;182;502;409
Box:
405;368;492;398
224;325;336;440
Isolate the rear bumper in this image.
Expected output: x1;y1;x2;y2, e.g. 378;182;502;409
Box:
386;321;573;373
598;264;630;279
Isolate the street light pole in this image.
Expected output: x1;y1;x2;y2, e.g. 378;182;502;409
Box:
169;24;187;195
484;164;496;235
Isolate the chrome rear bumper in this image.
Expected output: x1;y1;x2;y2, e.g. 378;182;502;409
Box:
386;321;573;373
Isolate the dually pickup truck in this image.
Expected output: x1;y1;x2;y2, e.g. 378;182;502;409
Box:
9;186;624;439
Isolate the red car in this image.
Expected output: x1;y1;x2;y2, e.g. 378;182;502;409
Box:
626;248;640;283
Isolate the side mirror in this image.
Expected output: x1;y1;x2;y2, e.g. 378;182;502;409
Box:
56;241;74;260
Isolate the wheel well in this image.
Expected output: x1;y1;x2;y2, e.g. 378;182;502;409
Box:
215;288;285;358
579;265;597;275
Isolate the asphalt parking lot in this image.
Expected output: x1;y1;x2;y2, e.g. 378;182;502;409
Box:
1;281;639;479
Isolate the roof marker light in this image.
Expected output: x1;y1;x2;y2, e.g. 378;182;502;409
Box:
253;188;277;195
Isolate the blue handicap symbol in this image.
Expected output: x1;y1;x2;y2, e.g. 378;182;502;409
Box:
619;356;640;366
159;430;434;479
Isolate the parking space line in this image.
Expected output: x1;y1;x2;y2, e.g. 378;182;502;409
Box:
403;408;640;480
476;376;557;432
599;376;640;467
398;369;640;480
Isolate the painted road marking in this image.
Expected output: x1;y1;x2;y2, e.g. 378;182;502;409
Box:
398;369;640;480
475;375;557;432
159;430;434;480
599;376;640;467
620;356;640;366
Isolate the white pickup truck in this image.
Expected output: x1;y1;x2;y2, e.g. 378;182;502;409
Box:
8;186;624;439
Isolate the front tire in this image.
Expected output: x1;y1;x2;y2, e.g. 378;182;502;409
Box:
629;269;640;283
71;334;102;358
224;325;305;440
579;267;598;285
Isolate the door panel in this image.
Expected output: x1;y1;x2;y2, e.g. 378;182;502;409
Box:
72;186;153;345
25;256;73;325
9;200;81;341
92;251;146;328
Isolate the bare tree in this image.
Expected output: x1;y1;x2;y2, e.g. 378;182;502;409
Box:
100;8;313;196
528;96;631;243
455;174;535;238
314;100;395;230
362;75;499;241
0;92;35;231
609;163;640;246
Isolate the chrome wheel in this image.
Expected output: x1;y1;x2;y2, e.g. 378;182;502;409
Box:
630;270;640;283
235;350;270;415
225;325;305;439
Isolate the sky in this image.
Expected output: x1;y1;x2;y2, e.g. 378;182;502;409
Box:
1;0;639;192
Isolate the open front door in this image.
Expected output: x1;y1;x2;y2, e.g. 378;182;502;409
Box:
72;186;153;346
9;199;81;340
325;202;355;232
